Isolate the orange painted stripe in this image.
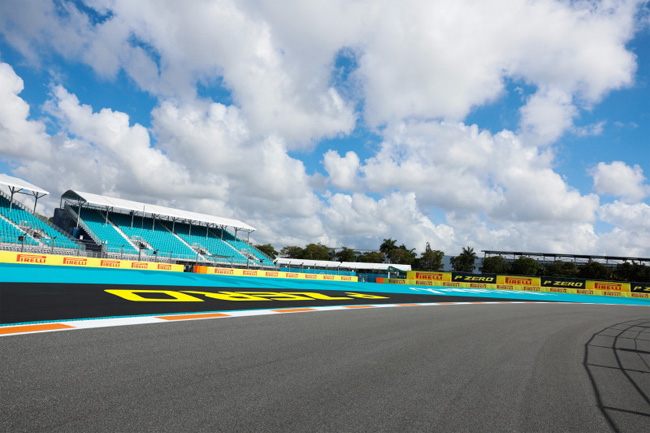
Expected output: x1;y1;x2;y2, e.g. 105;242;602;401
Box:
344;305;376;309
273;308;317;313
0;323;74;335
397;303;421;306
159;313;231;321
437;302;457;305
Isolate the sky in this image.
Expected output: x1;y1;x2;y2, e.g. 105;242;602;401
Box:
0;0;649;257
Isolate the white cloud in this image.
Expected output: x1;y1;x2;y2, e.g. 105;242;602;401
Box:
323;150;360;190
357;120;599;223
0;63;51;159
591;161;649;202
595;201;650;256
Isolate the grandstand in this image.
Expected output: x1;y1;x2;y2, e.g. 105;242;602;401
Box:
0;175;80;252
58;190;275;267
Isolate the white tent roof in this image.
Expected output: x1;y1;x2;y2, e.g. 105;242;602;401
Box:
340;262;411;271
0;174;49;196
61;190;255;232
275;257;411;272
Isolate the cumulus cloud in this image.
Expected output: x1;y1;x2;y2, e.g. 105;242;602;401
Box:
596;202;650;256
0;1;647;256
591;161;649;202
323;150;360;190
0;63;51;159
356;120;599;223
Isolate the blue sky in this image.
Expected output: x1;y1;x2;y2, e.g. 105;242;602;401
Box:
0;0;648;257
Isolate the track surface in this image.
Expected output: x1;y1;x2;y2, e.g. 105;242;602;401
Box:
2;303;649;432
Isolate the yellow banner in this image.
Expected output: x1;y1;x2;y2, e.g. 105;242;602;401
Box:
496;275;541;286
0;251;183;272
379;276;645;299
586;280;631;292
406;271;451;282
194;266;358;282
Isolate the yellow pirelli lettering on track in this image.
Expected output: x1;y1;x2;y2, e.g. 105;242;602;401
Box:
105;289;204;302
105;289;391;302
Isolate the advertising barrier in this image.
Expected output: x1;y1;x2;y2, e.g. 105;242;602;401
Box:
194;266;358;282
0;251;183;272
586;281;631;292
379;271;648;299
406;271;452;285
541;277;586;289
632;283;650;293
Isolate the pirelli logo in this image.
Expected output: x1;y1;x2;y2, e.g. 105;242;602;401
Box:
131;262;148;269
17;254;47;264
63;257;87;266
549;288;568;293
157;264;172;271
594;282;624;291
416;272;445;280
323;275;335;280
576;289;594;295
305;274;317;279
505;277;534;285
341;276;353;281
286;273;299;278
604;291;622;297
100;260;120;268
631;292;649;299
243;270;258;276
265;272;279;277
215;268;234;275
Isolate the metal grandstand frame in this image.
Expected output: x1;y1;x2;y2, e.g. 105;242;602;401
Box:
60;190;257;243
0;173;49;212
482;250;650;266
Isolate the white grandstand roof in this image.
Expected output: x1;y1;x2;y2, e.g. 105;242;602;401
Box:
0;173;49;196
275;257;411;272
61;190;255;232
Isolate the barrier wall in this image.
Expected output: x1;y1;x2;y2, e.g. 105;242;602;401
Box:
0;251;184;272
379;271;649;299
194;266;358;282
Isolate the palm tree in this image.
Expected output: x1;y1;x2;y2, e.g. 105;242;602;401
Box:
380;238;397;254
451;246;477;273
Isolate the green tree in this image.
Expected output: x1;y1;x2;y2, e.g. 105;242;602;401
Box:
280;246;304;258
255;244;277;259
334;247;357;262
450;247;477;273
414;243;444;271
387;246;416;265
614;262;650;282
301;243;334;260
578;261;611;280
479;256;510;274
510;257;540;276
544;261;578;278
379;238;397;254
357;251;385;263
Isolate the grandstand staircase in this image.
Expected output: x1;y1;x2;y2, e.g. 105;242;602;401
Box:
99;212;142;252
160;222;208;262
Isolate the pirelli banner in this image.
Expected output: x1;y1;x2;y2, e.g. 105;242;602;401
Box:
0;251;183;272
406;271;452;285
194;266;358;282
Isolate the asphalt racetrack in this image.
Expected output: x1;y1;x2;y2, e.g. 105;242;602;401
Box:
1;264;649;432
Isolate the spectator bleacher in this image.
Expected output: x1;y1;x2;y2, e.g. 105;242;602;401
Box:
1;193;77;249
